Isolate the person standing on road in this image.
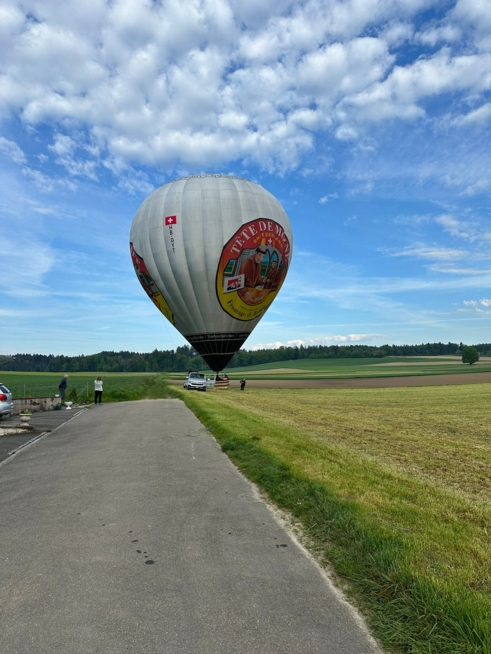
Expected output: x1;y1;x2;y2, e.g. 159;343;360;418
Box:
94;377;103;405
58;374;68;402
240;378;246;391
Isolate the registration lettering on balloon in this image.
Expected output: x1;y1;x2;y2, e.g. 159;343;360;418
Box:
164;215;177;253
130;243;175;325
216;219;290;321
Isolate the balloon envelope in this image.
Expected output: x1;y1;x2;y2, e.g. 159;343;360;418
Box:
130;175;293;371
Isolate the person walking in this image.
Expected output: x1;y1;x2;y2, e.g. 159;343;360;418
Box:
240;378;246;391
58;374;68;402
94;377;103;405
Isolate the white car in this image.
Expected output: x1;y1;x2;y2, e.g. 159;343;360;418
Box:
0;383;14;419
183;372;207;391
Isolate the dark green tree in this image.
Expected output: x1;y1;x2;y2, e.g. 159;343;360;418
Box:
462;346;479;365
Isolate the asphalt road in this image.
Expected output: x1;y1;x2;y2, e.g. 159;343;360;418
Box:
0;400;380;654
0;409;84;463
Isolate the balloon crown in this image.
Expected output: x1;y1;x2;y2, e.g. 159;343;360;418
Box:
169;174;251;184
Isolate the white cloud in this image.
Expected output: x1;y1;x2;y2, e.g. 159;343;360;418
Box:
457;299;487;313
435;214;479;241
382;21;414;47
250;333;384;349
335;125;359;140
0;0;489;178
0;136;26;164
117;170;154;196
382;245;467;260
337;50;491;126
461;178;491;196
453;103;491;126
428;265;491;275
22;166;76;192
451;0;491;51
319;194;339;203
0;238;56;292
417;24;461;47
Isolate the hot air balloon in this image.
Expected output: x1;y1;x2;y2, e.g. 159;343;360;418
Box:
130;174;293;372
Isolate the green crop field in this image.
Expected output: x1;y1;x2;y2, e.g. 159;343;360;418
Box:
229;356;454;370
0;372;162;401
170;382;491;654
166;355;491;381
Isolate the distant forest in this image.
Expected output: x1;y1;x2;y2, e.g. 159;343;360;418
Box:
0;341;489;373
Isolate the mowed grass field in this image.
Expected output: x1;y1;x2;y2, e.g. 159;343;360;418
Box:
167;356;491;381
171;382;491;654
0;372;164;402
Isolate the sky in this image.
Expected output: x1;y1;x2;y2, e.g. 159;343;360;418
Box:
1;0;491;356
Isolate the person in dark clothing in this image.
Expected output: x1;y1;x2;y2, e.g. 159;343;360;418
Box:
58;374;68;401
240;378;246;391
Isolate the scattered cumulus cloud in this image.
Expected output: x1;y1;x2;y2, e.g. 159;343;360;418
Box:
452;103;491;127
0;0;490;178
457;298;491;313
0;136;26;164
250;334;384;349
319;193;338;203
416;24;462;47
117;170;155;195
21;166;76;192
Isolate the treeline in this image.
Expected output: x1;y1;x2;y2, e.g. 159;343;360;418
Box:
0;346;204;373
1;341;490;373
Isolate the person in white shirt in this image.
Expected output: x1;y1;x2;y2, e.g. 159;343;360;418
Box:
94;377;103;404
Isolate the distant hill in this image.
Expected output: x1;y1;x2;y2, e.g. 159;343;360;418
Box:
1;342;490;373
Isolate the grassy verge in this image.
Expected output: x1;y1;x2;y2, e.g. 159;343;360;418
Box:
171;384;491;654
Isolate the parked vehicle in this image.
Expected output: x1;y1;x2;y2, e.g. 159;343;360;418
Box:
183;372;207;391
0;383;14;419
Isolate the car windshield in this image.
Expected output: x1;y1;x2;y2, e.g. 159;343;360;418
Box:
189;373;205;379
0;384;9;393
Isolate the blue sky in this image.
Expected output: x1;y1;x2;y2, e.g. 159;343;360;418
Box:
1;0;491;356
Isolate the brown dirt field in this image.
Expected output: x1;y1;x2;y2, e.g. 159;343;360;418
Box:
246;367;313;374
168;372;491;389
373;361;463;366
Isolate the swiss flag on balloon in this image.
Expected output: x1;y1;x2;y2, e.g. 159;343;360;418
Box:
165;215;177;225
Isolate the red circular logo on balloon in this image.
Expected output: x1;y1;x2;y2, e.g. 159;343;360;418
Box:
216;219;290;321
